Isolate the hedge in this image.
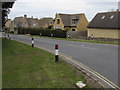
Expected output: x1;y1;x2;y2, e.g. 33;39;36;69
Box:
17;28;67;38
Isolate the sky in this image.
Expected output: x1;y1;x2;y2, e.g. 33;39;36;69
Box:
8;0;119;21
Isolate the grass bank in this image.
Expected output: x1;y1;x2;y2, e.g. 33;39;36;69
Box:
2;38;91;88
30;35;120;45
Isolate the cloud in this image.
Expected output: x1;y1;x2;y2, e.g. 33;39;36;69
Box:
86;2;118;7
8;0;119;21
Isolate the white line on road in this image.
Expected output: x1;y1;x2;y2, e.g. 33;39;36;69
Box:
68;44;98;50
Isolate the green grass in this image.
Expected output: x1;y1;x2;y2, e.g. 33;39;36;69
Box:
30;35;120;45
2;38;91;88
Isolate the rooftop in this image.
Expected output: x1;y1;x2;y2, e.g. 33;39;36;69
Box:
88;11;120;29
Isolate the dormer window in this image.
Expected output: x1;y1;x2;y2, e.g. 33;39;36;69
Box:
101;16;105;19
110;15;114;19
57;19;60;24
72;19;78;24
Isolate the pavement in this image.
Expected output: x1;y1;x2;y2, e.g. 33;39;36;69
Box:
5;34;119;88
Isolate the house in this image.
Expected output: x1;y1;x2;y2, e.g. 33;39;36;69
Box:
53;13;88;31
39;18;53;29
88;11;120;39
6;15;54;29
13;15;39;28
27;17;39;28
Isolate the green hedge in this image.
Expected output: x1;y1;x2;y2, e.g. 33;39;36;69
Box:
17;28;67;38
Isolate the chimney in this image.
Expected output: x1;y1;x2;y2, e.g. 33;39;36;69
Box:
24;15;27;18
55;13;58;18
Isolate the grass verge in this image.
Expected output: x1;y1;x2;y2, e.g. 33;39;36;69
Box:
30;35;120;45
2;38;91;88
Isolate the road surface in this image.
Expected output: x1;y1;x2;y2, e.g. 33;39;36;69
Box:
8;34;119;86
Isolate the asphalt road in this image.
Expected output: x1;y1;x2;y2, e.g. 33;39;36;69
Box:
8;34;118;86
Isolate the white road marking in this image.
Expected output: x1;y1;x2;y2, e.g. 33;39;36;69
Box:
68;44;98;50
81;44;84;46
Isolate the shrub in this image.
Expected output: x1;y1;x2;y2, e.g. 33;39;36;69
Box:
17;28;67;38
10;31;14;34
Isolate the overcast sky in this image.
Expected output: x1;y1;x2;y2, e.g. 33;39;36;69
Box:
8;0;119;21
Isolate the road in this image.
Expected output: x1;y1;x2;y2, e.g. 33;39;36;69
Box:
8;34;118;86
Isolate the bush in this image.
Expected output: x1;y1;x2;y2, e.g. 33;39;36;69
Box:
17;28;67;38
7;31;14;34
9;31;14;34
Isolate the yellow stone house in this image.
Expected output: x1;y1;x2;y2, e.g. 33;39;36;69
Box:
53;13;88;31
39;18;53;29
88;11;120;39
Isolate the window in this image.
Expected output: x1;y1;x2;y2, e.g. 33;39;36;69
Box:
72;19;78;24
110;15;114;19
55;26;61;30
57;19;60;24
66;29;68;31
72;29;76;31
33;24;36;26
101;16;105;19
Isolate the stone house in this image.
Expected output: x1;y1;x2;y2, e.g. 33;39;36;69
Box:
5;15;54;30
39;18;53;29
13;15;39;28
53;13;88;31
88;11;120;39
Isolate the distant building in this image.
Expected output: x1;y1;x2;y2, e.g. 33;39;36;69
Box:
88;11;120;39
13;15;39;28
39;18;53;29
5;15;54;30
53;13;88;31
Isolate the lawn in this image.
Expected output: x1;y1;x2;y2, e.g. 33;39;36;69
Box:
2;38;90;88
